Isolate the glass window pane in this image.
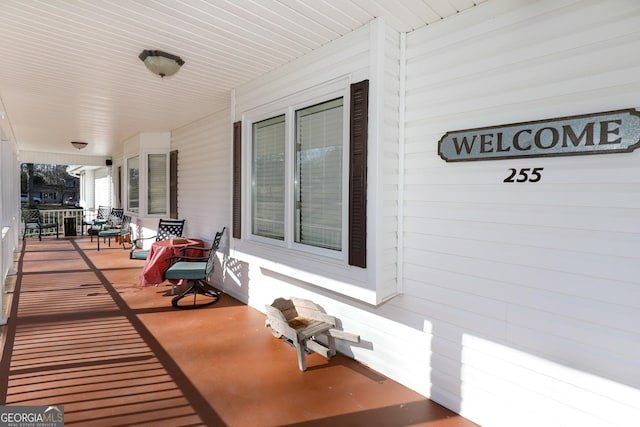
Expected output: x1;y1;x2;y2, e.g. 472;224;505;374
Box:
128;156;139;213
148;153;167;215
295;98;343;250
252;115;285;240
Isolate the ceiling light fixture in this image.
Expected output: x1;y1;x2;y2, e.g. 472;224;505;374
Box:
71;141;88;150
138;50;185;78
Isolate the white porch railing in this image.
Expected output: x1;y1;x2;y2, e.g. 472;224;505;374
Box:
20;208;98;238
1;225;13;325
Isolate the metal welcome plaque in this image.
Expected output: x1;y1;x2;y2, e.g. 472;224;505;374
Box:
438;109;640;162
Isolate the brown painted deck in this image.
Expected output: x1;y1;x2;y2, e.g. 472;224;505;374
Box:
0;237;479;427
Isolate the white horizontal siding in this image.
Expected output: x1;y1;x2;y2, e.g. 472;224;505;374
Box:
379;23;401;298
172;111;230;240
94;169;111;208
171;109;231;287
400;0;640;426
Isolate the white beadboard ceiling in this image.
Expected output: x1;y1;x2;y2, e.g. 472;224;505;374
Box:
0;0;485;159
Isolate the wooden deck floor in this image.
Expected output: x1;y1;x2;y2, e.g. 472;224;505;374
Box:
0;237;479;427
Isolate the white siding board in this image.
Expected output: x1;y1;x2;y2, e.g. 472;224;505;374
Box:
403;280;507;321
405;217;640;262
508;305;640;359
402;200;640;234
398;292;507;340
506;323;640;389
171;109;230;289
414;250;639;312
380;23;401;300
400;1;640;423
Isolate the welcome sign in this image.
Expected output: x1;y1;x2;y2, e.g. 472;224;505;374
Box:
438;109;640;162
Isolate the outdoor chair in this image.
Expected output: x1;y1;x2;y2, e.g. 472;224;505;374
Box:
83;205;110;237
91;207;124;242
21;208;59;241
130;218;186;260
87;206;117;240
97;214;131;251
164;227;225;309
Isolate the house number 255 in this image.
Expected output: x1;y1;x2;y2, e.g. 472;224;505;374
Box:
504;167;544;183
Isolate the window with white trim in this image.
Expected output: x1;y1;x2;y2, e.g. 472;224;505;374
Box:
235;79;368;267
127;155;139;213
148;153;168;215
250;97;345;256
126;152;169;216
295;98;343;250
252;115;285;240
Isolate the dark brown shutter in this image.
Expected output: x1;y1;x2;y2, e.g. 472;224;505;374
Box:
349;80;368;268
169;150;178;219
232;121;242;239
117;166;122;207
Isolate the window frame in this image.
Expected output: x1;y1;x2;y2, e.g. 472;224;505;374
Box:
291;96;347;255
125;150;169;217
126;155;140;214
147;152;169;216
243;82;350;262
251;114;287;242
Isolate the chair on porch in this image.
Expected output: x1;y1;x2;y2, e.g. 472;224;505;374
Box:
164;227;225;309
84;205;110;238
97;214;131;251
130;218;186;260
21;208;59;241
92;207;124;241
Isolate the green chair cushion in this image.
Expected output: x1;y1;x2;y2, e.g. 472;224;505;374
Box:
165;262;207;280
99;229;124;237
25;223;56;229
131;250;149;260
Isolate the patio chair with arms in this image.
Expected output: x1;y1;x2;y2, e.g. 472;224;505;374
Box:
164;227;225;309
93;207;124;241
130;218;186;260
97;214;131;251
83;205;110;237
21;208;59;241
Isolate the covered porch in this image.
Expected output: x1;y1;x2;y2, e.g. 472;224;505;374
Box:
0;236;477;427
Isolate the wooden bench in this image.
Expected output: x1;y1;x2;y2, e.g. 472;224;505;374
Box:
265;297;359;371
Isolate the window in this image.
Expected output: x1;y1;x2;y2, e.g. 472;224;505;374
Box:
235;79;368;267
126;152;169;216
252;115;285;239
127;156;139;213
249;98;345;255
148;153;167;215
295;98;343;250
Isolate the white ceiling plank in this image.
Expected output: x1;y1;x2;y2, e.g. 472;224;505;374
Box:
449;0;476;12
275;0;356;34
0;0;483;156
426;0;460;18
320;0;376;30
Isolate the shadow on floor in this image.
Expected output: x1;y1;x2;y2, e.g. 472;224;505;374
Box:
0;237;479;427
